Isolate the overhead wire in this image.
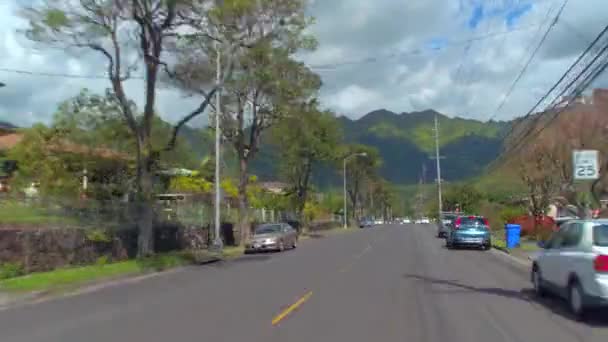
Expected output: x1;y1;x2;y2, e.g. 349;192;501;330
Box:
497;24;608;144
0;21;546;80
490;23;608;168
486;0;569;122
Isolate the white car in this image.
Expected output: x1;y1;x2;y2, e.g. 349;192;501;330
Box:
531;219;608;318
421;217;430;224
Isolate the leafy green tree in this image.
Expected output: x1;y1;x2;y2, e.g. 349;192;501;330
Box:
342;145;382;222
272;105;341;222
172;0;319;244
443;183;484;214
8;125;81;197
19;0;235;255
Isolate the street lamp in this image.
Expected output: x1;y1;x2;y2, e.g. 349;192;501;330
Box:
343;152;367;229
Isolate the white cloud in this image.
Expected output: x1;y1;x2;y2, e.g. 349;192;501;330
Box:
1;0;608;126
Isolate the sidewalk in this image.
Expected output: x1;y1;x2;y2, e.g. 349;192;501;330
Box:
492;236;538;266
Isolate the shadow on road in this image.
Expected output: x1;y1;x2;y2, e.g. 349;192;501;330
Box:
304;233;325;239
404;274;608;326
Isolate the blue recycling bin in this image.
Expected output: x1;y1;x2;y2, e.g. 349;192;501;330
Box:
505;224;521;249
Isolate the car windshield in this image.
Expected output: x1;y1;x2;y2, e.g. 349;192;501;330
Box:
593;224;608;246
459;217;486;226
255;225;282;235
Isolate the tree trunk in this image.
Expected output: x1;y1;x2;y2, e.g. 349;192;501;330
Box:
237;158;250;245
136;142;155;257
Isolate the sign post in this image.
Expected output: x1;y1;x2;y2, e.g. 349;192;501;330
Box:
573;150;599;180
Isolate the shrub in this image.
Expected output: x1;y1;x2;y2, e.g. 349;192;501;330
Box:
500;206;527;224
137;253;188;272
0;263;25;280
85;229;112;243
95;256;109;267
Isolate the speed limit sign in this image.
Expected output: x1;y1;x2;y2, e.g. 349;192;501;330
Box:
573;150;599;180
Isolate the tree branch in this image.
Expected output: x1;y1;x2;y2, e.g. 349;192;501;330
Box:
165;86;218;151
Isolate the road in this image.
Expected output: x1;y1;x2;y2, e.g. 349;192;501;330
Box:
1;224;608;342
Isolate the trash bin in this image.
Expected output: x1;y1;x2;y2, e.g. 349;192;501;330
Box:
505;223;521;249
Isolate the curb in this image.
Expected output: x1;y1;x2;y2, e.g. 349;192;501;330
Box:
0;256;221;311
489;247;532;268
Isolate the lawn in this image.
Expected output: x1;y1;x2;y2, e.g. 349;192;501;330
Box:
0;201;76;226
0;253;197;293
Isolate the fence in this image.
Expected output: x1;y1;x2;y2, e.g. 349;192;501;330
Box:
0;193;302;229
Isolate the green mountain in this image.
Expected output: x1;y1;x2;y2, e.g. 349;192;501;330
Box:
178;109;510;185
336;109;508;184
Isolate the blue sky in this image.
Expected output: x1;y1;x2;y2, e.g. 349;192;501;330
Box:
466;0;534;29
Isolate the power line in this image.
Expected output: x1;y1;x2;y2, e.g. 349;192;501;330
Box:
495;25;608;164
498;24;608;144
311;22;543;71
0;67;145;80
1;21;545;80
487;0;569;122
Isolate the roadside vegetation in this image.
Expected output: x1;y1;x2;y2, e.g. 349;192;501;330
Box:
0;252;205;293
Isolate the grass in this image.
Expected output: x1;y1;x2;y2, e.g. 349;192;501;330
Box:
0;253;197;293
221;246;245;259
0;201;76;225
492;236;507;250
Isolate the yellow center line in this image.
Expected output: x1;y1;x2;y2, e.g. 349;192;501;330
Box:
271;291;313;326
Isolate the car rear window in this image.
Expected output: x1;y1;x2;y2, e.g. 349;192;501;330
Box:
593;224;608;247
458;217;486;226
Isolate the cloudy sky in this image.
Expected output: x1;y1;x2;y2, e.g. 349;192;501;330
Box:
1;0;607;127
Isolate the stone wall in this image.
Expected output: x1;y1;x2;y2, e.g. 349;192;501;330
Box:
0;223;209;273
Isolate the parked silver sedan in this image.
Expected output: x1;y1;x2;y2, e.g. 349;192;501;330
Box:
245;223;298;253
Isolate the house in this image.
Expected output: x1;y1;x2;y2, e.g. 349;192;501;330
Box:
259;181;289;195
0;123;21;192
0;125;132;197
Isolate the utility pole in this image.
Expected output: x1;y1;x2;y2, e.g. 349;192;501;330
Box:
433;115;444;217
213;41;223;251
415;164;425;218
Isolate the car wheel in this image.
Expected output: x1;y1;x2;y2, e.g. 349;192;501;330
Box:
568;281;586;320
531;267;546;297
482;243;491;251
446;239;453;249
292;239;297;249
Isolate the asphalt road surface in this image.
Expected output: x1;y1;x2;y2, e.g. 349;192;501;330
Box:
2;224;608;342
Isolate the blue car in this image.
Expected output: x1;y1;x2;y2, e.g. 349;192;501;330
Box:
446;215;491;250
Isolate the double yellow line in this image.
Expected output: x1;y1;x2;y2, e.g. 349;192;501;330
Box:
271;291;313;326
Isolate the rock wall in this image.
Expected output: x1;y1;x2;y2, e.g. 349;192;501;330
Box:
0;224;209;273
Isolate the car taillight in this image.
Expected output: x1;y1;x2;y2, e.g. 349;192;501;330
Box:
483;218;489;228
594;255;608;272
454;217;461;229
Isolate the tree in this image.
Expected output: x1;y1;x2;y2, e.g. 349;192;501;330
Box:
514;94;608;218
517;143;557;219
8;125;81;197
168;0;318;244
271;105;341;222
20;1;238;255
342;145;382;222
442;183;483;214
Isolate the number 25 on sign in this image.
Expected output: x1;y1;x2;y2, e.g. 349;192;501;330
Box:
573;150;599;180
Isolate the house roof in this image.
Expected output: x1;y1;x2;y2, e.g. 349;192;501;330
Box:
0;121;17;131
259;181;289;194
0;132;129;160
0;133;24;151
48;140;131;160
